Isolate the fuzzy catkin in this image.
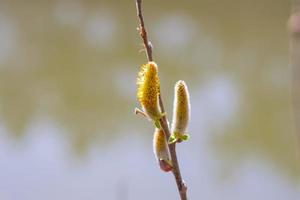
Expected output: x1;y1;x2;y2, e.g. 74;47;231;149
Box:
137;62;161;121
153;128;172;172
171;80;190;135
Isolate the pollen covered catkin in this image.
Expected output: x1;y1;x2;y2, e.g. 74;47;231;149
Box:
171;80;190;140
137;62;161;121
153;128;172;172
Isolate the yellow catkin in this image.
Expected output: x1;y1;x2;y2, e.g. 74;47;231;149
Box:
171;80;190;139
153;128;172;172
137;61;161;121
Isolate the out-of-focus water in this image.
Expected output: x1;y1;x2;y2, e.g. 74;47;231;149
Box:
0;0;299;199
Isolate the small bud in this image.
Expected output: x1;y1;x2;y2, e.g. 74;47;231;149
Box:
170;80;190;143
153;128;173;172
136;62;162;122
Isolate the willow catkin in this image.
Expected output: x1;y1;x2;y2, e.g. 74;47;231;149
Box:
153;128;172;172
171;80;190;141
137;62;161;121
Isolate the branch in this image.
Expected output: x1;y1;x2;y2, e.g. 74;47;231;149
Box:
135;0;153;61
135;1;188;199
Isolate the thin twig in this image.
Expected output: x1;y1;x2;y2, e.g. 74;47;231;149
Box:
135;1;188;199
135;0;153;61
159;96;188;200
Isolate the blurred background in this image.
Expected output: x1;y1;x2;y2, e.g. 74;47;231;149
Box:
0;0;300;199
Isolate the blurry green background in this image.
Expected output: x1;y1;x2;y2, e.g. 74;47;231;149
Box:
0;0;300;199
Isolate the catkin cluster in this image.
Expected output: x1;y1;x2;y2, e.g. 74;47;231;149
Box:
136;61;190;172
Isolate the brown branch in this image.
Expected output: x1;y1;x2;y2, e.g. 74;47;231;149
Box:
159;96;188;200
135;0;153;61
135;1;188;199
